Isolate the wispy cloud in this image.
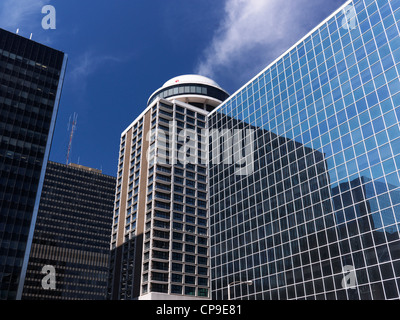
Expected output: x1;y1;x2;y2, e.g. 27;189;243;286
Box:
0;0;50;32
69;51;123;81
196;0;345;85
66;51;126;97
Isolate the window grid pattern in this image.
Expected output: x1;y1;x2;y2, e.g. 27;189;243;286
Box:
0;28;66;300
209;0;400;300
22;161;116;300
141;100;210;298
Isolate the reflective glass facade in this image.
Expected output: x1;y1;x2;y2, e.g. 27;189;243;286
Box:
0;29;67;300
209;0;400;300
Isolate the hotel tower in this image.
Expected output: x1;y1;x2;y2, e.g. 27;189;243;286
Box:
108;75;229;300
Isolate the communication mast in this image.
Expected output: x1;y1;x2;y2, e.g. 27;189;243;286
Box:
66;113;78;165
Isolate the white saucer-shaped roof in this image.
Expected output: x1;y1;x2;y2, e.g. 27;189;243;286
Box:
147;74;229;109
162;74;223;90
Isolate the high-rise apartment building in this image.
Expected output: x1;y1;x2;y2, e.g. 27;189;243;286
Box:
108;75;229;300
208;0;400;300
21;161;116;300
0;28;67;300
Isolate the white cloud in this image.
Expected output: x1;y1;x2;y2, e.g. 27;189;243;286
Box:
0;0;50;31
196;0;345;84
66;51;126;96
69;51;123;81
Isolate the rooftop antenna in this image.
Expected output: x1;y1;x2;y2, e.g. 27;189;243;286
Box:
66;112;78;165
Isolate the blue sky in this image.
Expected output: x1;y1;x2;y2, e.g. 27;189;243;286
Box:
0;0;347;176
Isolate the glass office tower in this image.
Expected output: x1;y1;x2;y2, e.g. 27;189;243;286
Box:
0;28;67;300
208;0;400;300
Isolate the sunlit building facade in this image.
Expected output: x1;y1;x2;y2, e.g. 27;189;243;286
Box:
209;0;400;300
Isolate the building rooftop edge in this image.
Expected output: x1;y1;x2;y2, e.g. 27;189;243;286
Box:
0;27;66;55
47;161;117;178
208;0;353;117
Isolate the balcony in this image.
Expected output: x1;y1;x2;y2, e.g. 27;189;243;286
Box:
159;102;173;112
155;173;171;183
154;210;170;220
153;240;169;250
159;110;173;121
152;261;169;272
155;191;171;201
155;183;171;192
152;250;169;260
156;165;172;174
154;200;170;210
153;219;170;230
153;229;170;240
151;272;169;282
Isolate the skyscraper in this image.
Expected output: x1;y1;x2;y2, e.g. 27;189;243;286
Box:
21;161;116;300
208;0;400;300
0;28;67;300
108;75;229;300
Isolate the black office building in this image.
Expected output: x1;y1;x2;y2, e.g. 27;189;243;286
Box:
22;162;116;300
0;28;67;300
